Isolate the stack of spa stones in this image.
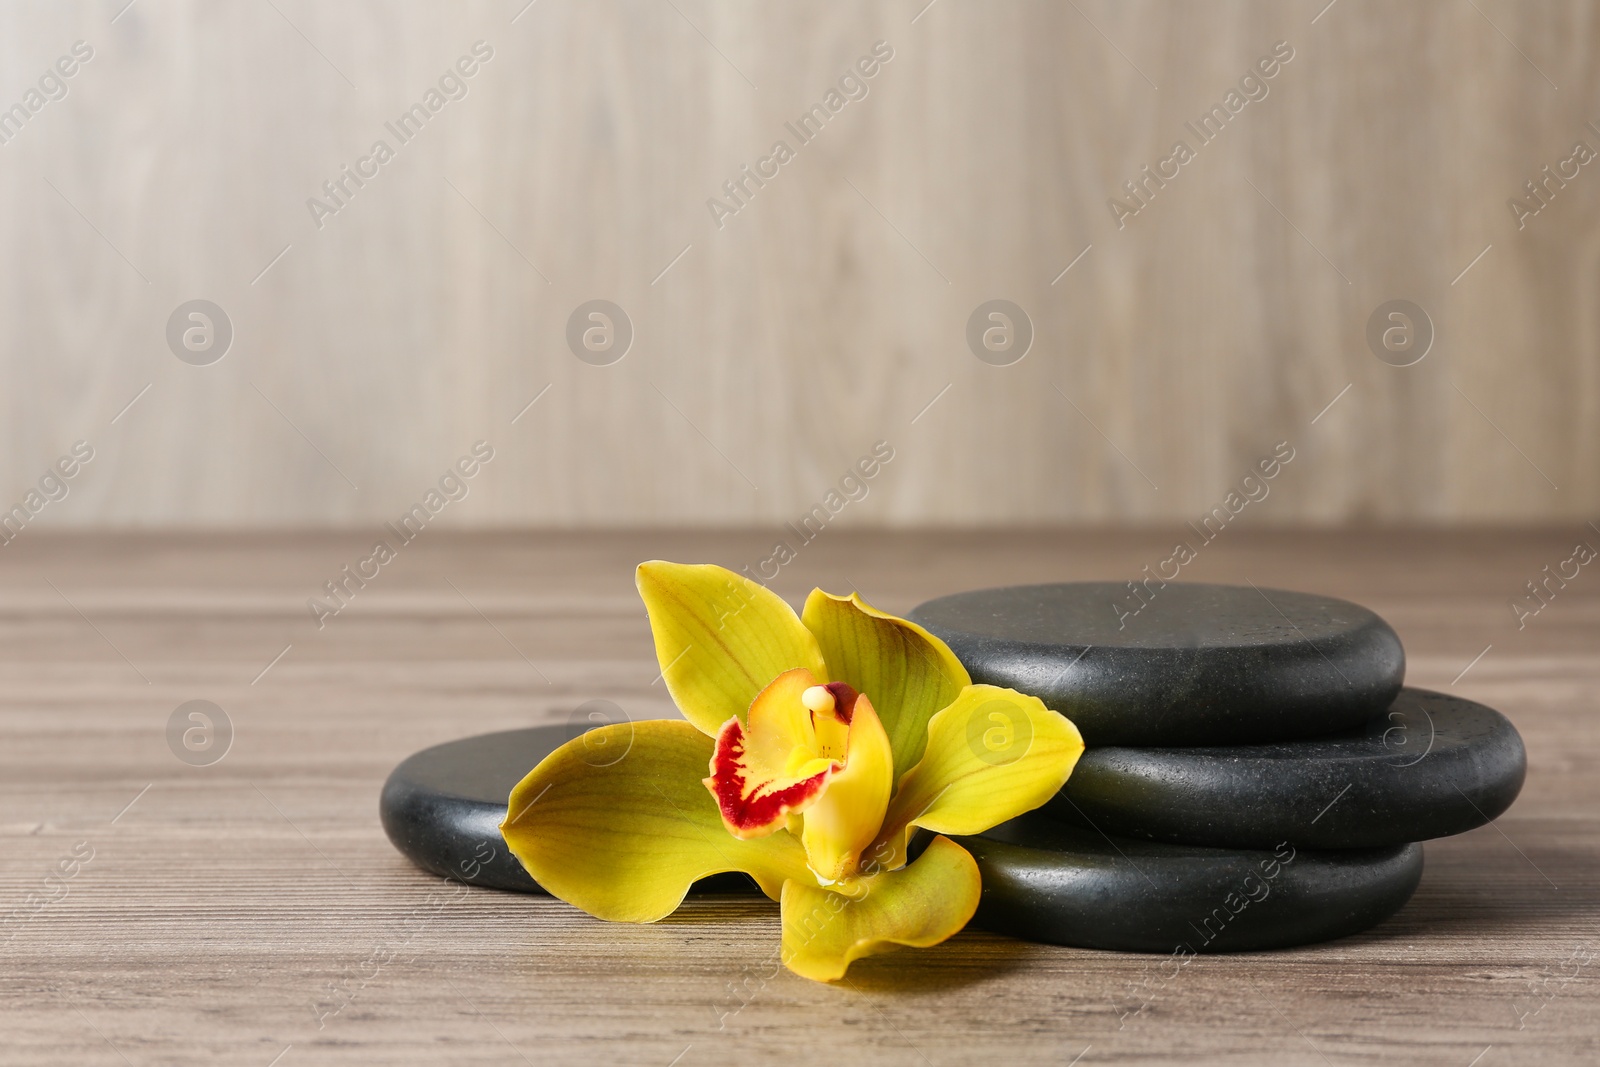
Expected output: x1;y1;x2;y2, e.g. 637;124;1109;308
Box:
908;582;1527;952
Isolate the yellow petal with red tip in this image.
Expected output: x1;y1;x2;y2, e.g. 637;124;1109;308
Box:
799;691;894;883
801;589;970;780
876;685;1083;863
637;562;826;737
501;720;814;922
780;835;981;982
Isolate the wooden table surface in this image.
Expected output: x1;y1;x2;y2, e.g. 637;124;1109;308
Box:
2;529;1595;1066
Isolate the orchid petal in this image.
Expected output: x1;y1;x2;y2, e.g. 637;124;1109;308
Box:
637;562;826;736
780;835;980;982
877;685;1083;862
502;720;814;922
799;691;895;883
801;589;970;779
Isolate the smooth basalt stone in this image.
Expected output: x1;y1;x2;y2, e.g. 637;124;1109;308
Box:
958;818;1422;952
385;728;1425;952
1046;687;1526;850
380;725;754;893
910;581;1405;746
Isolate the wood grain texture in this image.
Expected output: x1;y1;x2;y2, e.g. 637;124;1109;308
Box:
0;529;1596;1065
1;1;1597;527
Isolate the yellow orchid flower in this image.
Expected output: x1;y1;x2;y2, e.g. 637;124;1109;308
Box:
501;561;1084;982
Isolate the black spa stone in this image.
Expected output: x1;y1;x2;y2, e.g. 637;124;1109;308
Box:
957;818;1422;953
910;581;1405;746
380;725;752;893
386;727;1421;952
1045;687;1526;850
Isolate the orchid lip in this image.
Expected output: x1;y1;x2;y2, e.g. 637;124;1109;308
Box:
704;669;847;839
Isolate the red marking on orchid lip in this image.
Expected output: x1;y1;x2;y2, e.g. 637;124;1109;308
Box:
822;682;859;724
709;717;833;834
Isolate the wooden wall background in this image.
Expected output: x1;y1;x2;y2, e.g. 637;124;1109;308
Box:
0;0;1597;528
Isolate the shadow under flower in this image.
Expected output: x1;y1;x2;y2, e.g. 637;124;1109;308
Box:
828;931;1040;993
653;893;774;927
654;896;1039;990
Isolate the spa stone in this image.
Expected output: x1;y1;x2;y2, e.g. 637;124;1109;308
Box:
957;817;1422;952
910;581;1404;746
1045;688;1526;850
383;723;1433;952
380;724;753;893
